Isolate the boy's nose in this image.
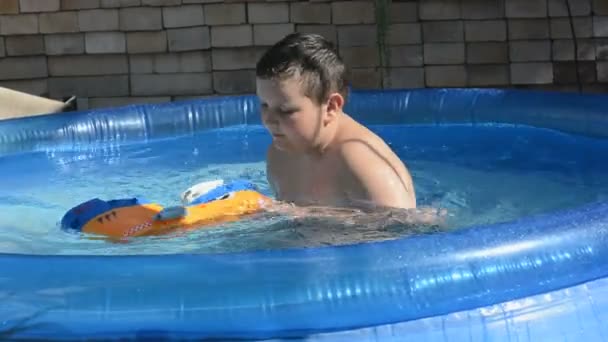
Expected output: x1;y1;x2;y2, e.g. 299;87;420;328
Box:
262;113;279;126
265;121;280;133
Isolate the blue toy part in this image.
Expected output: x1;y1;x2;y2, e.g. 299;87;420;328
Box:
189;179;257;205
61;197;150;232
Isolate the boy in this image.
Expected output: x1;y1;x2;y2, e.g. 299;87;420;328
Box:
256;33;441;224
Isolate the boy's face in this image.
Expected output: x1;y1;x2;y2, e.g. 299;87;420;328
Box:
256;76;326;152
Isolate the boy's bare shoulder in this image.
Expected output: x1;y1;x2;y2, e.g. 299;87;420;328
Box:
335;118;416;208
336;119;400;166
337;128;404;176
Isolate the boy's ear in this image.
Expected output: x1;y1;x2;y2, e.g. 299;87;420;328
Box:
325;92;344;122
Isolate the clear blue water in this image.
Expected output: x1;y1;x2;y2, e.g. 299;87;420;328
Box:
1;123;608;255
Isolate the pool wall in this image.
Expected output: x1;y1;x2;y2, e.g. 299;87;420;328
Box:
1;89;608;341
2;88;608;155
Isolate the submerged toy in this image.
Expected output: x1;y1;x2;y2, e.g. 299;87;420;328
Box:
60;179;272;238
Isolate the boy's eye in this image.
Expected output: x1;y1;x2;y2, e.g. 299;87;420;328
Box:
279;109;296;116
278;106;298;115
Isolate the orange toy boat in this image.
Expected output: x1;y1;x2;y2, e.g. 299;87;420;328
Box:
60;179;272;238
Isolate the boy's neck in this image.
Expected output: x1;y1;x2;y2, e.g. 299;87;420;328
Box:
308;111;344;157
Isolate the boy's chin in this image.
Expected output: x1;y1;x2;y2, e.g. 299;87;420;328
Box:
272;139;307;153
272;139;291;151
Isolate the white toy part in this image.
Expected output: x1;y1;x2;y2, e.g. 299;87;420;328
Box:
180;179;224;205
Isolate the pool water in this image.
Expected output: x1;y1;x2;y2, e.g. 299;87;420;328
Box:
1;123;608;255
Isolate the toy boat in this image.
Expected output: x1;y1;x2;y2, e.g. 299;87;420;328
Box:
60;179;271;238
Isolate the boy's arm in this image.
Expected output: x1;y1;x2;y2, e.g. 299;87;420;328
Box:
261;200;445;227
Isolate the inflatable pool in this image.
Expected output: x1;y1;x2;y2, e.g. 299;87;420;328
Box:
1;88;608;341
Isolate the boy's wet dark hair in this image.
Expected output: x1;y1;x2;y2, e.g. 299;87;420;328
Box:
256;33;349;105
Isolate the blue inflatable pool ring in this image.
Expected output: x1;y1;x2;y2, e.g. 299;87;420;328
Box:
1;88;608;341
